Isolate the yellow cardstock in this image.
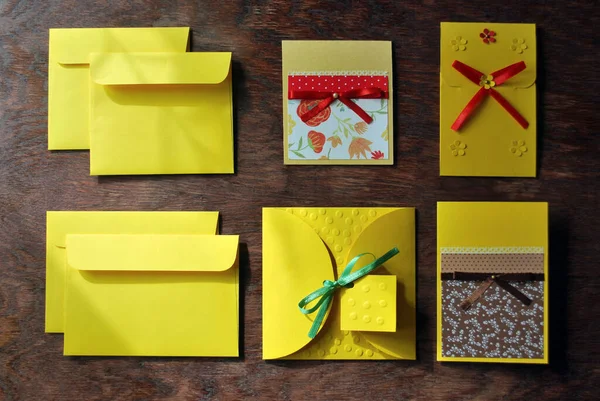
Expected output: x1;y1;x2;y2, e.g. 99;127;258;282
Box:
63;234;239;357
340;275;397;332
262;207;415;360
282;41;394;165
48;27;190;150
89;52;234;175
440;23;536;177
436;202;549;364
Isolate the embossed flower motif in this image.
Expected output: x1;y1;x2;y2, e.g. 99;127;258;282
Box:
297;100;331;127
510;38;528;54
354;121;368;135
479;74;496;90
450;36;468;51
307;131;326;153
480;28;496;44
450;140;467;156
510;140;528;157
371;150;385;160
287;114;296;135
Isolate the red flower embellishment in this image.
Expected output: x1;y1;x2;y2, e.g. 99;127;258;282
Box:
297;100;331;127
371;150;385;160
480;28;496;44
307;131;326;153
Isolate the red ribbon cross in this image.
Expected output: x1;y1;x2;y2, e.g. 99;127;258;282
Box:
289;87;388;124
451;60;529;131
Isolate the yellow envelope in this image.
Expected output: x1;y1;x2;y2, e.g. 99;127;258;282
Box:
46;211;220;333
48;27;190;150
263;207;415;360
282;41;394;165
63;233;239;356
437;202;549;364
440;23;536;176
88;52;234;175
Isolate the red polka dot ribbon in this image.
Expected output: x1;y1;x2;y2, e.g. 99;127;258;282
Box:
451;60;529;131
288;75;388;124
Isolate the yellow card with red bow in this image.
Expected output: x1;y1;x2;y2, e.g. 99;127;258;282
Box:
283;41;393;165
440;23;536;177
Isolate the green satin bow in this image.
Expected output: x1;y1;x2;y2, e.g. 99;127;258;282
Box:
298;247;400;339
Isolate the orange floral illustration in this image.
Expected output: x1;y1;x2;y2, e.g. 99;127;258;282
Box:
307;131;326;153
371;150;385;160
327;135;342;148
348;137;373;159
297;100;331;127
354;121;368;135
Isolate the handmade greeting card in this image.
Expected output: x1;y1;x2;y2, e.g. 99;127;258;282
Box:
263;207;415;360
48;27;190;150
437;202;548;363
440;23;536;176
89;52;233;175
46;211;239;357
282;41;393;164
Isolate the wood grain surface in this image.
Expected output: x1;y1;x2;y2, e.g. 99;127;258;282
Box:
0;0;599;400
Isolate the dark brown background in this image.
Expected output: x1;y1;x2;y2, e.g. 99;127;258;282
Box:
1;0;598;400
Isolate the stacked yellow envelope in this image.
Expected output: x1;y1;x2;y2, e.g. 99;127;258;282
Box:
48;27;234;175
440;23;536;177
46;211;239;357
48;27;190;150
262;207;415;360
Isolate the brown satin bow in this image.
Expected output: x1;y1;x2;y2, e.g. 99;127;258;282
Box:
441;272;544;311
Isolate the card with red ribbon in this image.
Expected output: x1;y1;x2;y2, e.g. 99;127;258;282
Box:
440;23;537;177
437;202;549;364
282;41;393;165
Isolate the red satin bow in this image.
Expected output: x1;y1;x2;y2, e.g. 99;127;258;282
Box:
451;60;529;131
289;87;388;124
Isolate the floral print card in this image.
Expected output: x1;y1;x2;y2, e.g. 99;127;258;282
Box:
282;41;393;165
437;202;549;364
440;23;536;177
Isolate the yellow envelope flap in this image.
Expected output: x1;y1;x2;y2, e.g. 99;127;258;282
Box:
344;208;416;359
90;53;232;85
51;27;190;65
441;23;536;89
262;208;334;359
66;234;239;272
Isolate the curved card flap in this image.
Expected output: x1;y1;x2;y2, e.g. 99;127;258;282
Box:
344;208;416;359
441;22;536;88
66;234;238;272
90;53;232;85
52;27;190;65
262;208;334;359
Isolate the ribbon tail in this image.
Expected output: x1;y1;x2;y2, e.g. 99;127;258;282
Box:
307;294;333;339
494;278;532;306
339;97;373;124
459;277;494;311
488;88;529;129
451;87;487;131
300;97;334;123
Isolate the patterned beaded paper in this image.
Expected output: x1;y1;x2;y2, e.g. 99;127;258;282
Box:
441;248;545;360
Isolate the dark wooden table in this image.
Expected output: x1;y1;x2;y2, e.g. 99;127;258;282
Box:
1;1;598;400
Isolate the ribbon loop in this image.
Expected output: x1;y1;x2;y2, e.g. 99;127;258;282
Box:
453;273;534;311
298;247;400;338
450;60;529;131
289;87;388;124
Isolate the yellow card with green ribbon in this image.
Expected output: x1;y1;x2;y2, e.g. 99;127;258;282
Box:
262;207;415;360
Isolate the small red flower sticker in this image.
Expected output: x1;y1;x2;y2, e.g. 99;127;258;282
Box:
371;150;385;160
297;100;331;127
480;28;496;44
307;131;326;153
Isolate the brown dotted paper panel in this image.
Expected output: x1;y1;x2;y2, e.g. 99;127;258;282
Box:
441;253;544;274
